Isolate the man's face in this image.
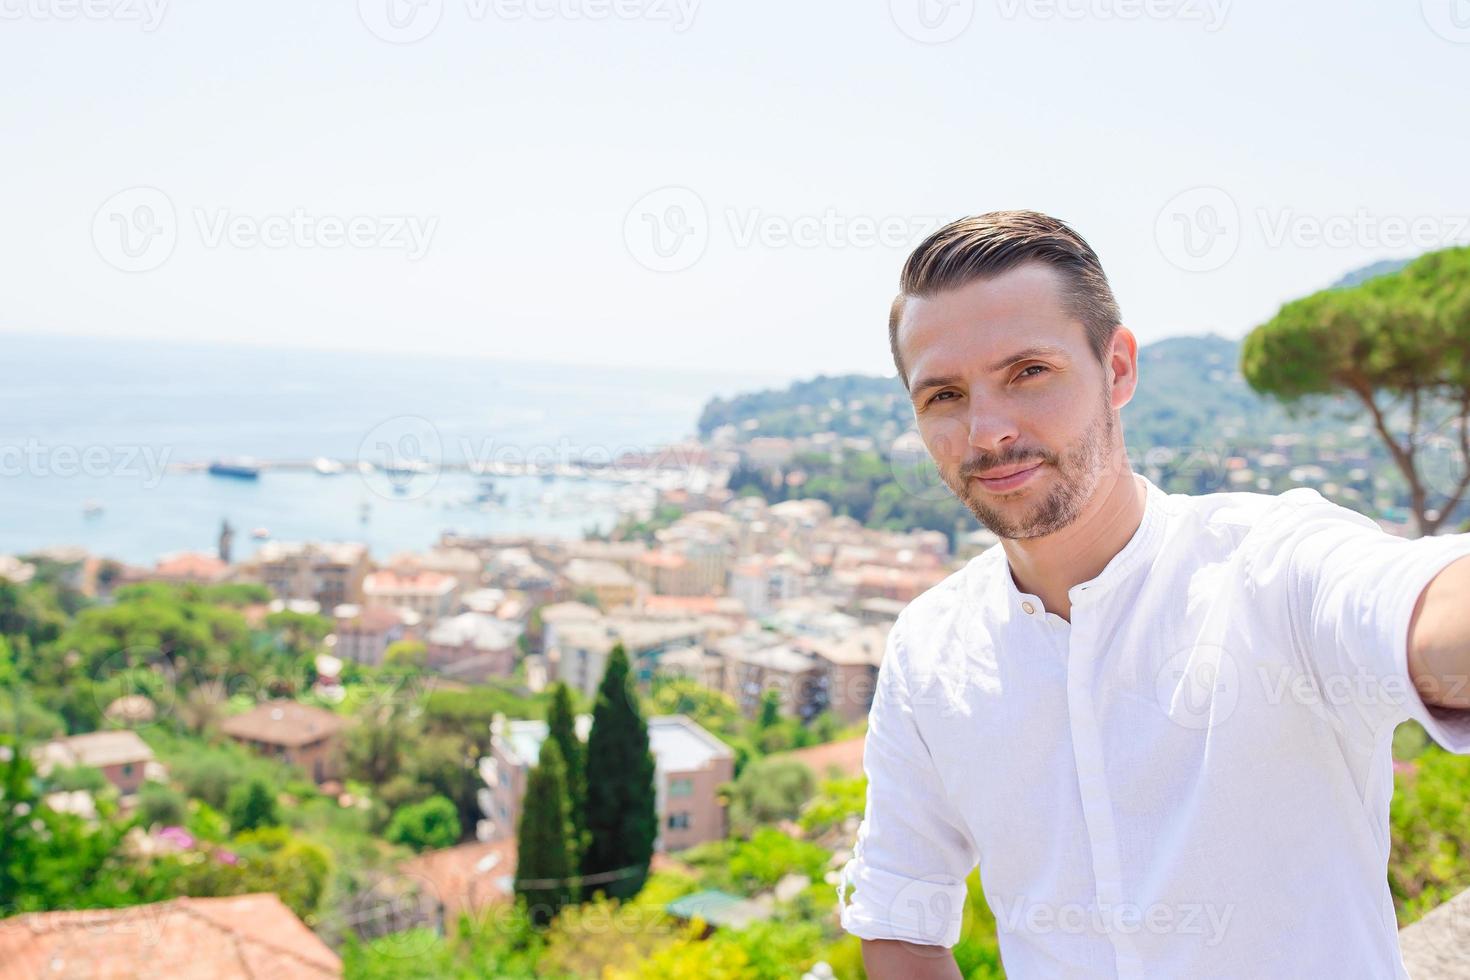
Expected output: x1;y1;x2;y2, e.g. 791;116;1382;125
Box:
897;262;1123;540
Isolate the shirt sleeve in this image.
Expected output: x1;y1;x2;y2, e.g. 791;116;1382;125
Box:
1256;487;1470;752
837;617;980;948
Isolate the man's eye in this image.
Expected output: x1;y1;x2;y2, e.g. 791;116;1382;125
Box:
1018;364;1049;379
929;391;957;405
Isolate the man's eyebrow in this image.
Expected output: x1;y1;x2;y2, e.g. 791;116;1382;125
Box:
909;345;1071;402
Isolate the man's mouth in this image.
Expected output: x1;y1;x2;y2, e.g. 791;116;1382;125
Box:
972;461;1044;491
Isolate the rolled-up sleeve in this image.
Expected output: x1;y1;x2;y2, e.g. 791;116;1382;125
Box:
1264;488;1470;751
837;618;979;948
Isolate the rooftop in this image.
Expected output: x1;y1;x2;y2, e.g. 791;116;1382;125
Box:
36;730;154;771
0;893;340;979
220;700;348;747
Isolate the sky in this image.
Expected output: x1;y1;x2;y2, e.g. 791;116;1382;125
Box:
1;0;1467;383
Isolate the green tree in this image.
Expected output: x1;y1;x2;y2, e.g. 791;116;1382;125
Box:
515;738;577;926
225;777;280;832
1242;245;1470;534
386;794;461;852
724;756;816;837
546;682;587;862
581;644;657;902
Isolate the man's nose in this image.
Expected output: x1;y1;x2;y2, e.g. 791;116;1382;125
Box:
967;404;1020;456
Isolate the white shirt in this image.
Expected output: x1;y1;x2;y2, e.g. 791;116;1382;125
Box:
838;473;1470;978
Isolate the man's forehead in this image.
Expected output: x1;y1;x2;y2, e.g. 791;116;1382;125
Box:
898;264;1080;373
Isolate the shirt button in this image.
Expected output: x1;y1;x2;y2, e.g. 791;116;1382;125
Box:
1022;601;1036;615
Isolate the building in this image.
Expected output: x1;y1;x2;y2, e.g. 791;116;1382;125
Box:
549;616;708;700
649;714;736;850
220;700;347;784
362;568;458;624
563;558;639;610
802;624;889;725
153;550;231;584
728;551;811;619
0;893;341;978
479;713;733;852
425;612;523;681
332;603;412;667
713;631;825;720
400;837;518;922
479;714;592;842
388;547;484;593
254;541;370;610
33;731;159;796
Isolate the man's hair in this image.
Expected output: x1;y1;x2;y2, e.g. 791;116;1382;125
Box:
888;210;1121;389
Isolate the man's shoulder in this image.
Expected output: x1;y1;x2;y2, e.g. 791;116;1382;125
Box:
886;552;999;679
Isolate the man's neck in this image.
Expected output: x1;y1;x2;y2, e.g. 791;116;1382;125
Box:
1001;457;1146;623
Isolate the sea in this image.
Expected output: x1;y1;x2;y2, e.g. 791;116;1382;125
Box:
2;333;786;566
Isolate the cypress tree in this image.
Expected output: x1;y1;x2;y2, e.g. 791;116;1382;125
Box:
513;738;576;927
581;643;657;901
546;682;587;864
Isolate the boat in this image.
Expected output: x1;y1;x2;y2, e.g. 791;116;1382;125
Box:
251;527;270;539
314;457;345;476
82;499;104;517
207;458;260;480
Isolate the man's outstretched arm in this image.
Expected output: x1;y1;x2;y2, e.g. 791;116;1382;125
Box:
861;938;964;980
1408;555;1470;710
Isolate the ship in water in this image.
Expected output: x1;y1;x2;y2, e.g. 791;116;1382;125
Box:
207;457;261;480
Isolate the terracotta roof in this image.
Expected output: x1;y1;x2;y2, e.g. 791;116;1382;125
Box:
36;731;154;771
400;838;518;921
773;736;866;781
154;551;229;582
0;893;340;979
220;701;347;747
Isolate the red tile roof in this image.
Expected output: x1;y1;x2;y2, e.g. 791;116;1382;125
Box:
773;735;866;781
0;893;340;979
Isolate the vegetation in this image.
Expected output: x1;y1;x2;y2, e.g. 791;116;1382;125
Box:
1243;245;1470;534
582;645;658;902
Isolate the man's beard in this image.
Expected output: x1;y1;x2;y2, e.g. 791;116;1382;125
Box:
943;388;1116;540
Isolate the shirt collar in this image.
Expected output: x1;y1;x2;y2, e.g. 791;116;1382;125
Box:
989;471;1168;613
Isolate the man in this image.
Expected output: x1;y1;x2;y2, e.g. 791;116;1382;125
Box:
837;210;1470;978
